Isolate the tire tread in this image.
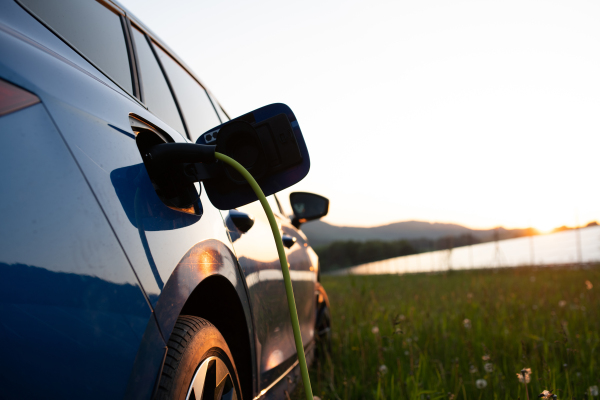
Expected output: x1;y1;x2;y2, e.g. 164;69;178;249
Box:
156;316;215;399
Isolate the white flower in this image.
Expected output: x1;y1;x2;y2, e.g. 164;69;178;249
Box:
463;319;471;329
484;363;493;373
371;326;379;334
379;365;388;375
590;385;599;396
476;379;487;389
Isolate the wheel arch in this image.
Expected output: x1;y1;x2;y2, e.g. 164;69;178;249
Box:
150;239;256;400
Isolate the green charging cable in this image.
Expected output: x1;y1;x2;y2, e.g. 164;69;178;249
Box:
214;152;314;400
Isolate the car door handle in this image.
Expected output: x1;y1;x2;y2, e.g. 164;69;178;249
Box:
229;210;255;233
282;234;297;248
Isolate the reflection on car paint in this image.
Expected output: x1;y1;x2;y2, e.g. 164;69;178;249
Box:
231;200;316;390
0;103;157;399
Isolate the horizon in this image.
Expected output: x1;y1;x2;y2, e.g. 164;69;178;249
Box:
308;217;599;234
120;0;600;232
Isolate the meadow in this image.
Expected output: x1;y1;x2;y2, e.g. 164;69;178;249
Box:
296;265;599;399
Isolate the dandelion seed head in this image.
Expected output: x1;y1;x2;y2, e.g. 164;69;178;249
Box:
469;365;478;374
585;280;593;290
558;300;567;307
517;368;531;383
371;326;379;334
484;363;494;372
463;319;472;329
589;385;599;396
476;379;487;389
379;364;388;375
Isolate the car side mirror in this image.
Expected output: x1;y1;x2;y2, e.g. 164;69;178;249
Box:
198;103;311;210
289;192;329;228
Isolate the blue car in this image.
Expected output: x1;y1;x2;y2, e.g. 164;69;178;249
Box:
0;1;331;399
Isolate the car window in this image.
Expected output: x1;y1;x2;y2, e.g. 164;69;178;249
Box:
131;28;185;135
19;0;133;94
153;44;221;142
208;92;230;123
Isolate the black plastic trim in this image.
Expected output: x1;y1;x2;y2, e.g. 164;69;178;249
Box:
123;16;142;101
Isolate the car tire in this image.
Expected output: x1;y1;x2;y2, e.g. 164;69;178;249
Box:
156;316;242;400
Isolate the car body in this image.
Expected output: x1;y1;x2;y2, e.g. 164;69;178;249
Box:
0;1;328;399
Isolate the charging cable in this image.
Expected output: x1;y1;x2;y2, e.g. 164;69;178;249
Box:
214;152;314;400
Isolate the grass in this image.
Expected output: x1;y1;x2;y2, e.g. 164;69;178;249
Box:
295;264;600;399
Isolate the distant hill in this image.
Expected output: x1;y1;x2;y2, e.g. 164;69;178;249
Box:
301;220;535;247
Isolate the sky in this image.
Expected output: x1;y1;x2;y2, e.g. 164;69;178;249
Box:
119;0;600;232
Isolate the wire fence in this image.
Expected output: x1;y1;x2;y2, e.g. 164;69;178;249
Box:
329;225;600;276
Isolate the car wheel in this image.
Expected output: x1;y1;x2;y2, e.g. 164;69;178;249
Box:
157;316;242;400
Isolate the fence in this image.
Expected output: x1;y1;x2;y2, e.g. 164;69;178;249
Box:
329;225;600;276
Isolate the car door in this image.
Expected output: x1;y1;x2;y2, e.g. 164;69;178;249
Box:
14;0;236;338
227;195;316;389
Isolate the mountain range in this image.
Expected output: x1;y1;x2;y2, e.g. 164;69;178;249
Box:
301;220;536;248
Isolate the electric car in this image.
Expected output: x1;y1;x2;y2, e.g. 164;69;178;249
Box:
0;0;331;399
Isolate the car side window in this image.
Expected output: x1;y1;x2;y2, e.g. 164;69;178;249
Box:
131;28;185;135
153;44;221;142
19;0;133;94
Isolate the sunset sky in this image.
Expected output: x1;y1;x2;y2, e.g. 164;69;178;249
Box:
120;0;600;231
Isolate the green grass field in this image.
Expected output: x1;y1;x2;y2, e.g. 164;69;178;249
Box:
298;265;600;400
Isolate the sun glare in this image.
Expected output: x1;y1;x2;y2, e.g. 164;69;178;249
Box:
532;221;563;235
